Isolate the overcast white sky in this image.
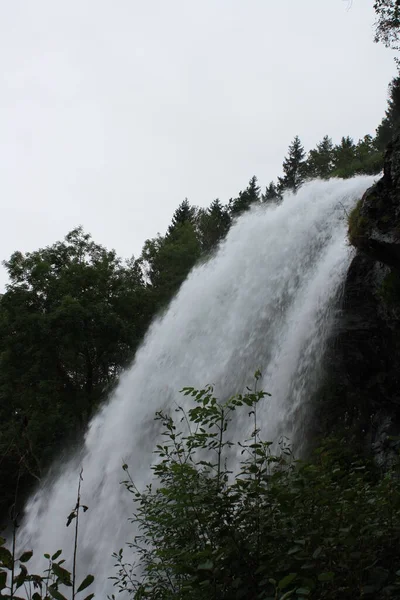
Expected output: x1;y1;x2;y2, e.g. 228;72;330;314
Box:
0;0;396;288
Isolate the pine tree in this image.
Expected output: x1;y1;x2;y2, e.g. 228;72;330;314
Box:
277;136;306;194
353;135;383;175
208;199;231;236
245;175;261;204
229;176;261;216
304;135;334;179
262;181;281;204
355;135;376;165
197;199;231;252
332;137;356;176
168;199;196;235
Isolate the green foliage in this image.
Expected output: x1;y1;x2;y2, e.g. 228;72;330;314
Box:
374;0;400;50
140;221;201;309
0;475;94;600
329;136;383;179
331;136;356;175
278;132;382;186
0;542;94;600
262;182;281;205
278;136;307;193
196;200;231;254
347;198;369;246
167;199;197;235
112;383;400;599
304;136;334;180
0;227;151;517
229;176;261;216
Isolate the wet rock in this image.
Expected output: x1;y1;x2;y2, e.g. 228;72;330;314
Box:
349;135;400;268
316;137;400;466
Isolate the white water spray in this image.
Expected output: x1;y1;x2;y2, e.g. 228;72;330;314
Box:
18;176;374;596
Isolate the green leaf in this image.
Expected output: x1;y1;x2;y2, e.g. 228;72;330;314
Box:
44;553;51;559
280;590;296;600
18;550;33;563
66;511;76;527
312;547;322;559
52;550;62;561
0;547;13;569
296;588;311;596
318;572;335;582
14;564;28;589
0;538;5;546
0;571;7;590
83;594;95;600
51;563;72;585
77;574;94;593
49;584;68;600
197;560;213;570
278;573;297;589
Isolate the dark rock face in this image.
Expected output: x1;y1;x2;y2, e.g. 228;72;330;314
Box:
349;136;400;268
318;256;400;466
315;138;400;466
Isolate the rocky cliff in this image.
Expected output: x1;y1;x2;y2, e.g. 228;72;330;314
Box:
316;137;400;466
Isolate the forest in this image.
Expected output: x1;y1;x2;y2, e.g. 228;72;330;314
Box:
1;1;400;599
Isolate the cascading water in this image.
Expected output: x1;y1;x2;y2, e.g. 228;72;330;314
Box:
18;176;375;596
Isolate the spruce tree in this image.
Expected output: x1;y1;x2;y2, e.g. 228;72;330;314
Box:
304;135;334;179
262;181;281;204
355;135;375;162
277;136;306;194
353;135;383;175
197;199;231;252
332;136;356;175
229;176;261;216
168;198;196;235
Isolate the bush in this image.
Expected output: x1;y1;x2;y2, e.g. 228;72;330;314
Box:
112;380;400;599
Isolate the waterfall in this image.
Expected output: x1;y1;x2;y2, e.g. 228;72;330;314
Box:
17;176;374;597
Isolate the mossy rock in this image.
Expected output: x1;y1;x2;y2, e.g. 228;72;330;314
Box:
348;198;371;247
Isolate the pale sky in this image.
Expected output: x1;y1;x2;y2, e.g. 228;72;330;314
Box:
0;1;396;288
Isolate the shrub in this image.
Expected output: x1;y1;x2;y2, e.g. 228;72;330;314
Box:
112;380;400;599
